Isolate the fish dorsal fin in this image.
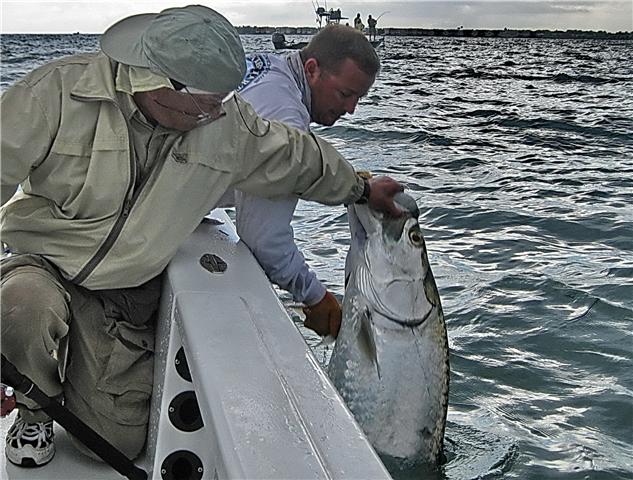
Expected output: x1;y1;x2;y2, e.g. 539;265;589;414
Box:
357;308;381;380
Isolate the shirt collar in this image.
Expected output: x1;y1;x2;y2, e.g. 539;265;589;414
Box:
286;52;311;117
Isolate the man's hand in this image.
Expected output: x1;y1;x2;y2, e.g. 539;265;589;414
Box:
303;291;342;338
367;176;404;217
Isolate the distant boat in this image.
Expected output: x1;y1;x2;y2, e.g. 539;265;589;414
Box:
271;32;309;50
272;32;383;50
271;3;384;50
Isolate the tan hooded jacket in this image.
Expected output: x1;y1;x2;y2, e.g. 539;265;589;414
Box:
0;53;363;289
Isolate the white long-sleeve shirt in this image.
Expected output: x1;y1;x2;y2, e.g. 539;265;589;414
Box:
234;53;326;306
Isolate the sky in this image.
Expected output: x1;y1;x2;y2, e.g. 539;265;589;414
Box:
1;0;632;33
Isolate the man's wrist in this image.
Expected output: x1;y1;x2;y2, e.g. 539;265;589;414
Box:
355;176;371;204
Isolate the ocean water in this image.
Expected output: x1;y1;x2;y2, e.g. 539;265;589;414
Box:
2;34;632;480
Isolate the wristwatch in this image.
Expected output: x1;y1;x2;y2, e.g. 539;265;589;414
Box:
355;176;371;204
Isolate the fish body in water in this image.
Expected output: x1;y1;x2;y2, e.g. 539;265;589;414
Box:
328;192;450;465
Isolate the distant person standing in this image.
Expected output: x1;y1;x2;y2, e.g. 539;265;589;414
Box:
367;15;378;41
354;13;364;32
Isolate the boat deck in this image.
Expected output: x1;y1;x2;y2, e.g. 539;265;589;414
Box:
1;413;148;479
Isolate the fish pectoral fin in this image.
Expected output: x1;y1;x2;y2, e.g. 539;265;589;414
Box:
358;308;381;379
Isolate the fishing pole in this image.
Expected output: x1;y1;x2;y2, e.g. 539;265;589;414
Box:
313;0;326;27
376;11;390;21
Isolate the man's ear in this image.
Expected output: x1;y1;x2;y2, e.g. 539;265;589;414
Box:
303;58;321;85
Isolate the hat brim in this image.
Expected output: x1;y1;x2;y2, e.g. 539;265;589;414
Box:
100;13;158;68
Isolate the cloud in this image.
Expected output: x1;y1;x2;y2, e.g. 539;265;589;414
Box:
1;0;631;32
363;0;633;30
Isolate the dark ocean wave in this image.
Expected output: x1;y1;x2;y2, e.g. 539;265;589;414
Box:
319;124;460;147
473;116;633;143
426;68;629;84
0;54;43;64
385;52;419;61
445;96;514;106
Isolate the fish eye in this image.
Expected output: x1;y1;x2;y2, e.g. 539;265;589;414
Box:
408;227;424;247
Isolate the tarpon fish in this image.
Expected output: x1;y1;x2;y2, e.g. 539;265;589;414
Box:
328;192;450;465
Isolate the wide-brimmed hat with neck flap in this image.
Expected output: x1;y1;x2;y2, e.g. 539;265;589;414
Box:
100;4;246;93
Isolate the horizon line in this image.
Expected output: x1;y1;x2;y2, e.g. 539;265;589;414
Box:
2;26;632;34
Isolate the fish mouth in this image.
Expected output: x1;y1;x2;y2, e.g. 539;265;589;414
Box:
350;192;419;245
394;192;419;218
381;192;420;242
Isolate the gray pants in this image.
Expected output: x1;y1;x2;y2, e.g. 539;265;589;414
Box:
1;254;161;459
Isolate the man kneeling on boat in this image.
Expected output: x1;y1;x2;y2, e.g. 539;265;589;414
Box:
0;5;403;468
